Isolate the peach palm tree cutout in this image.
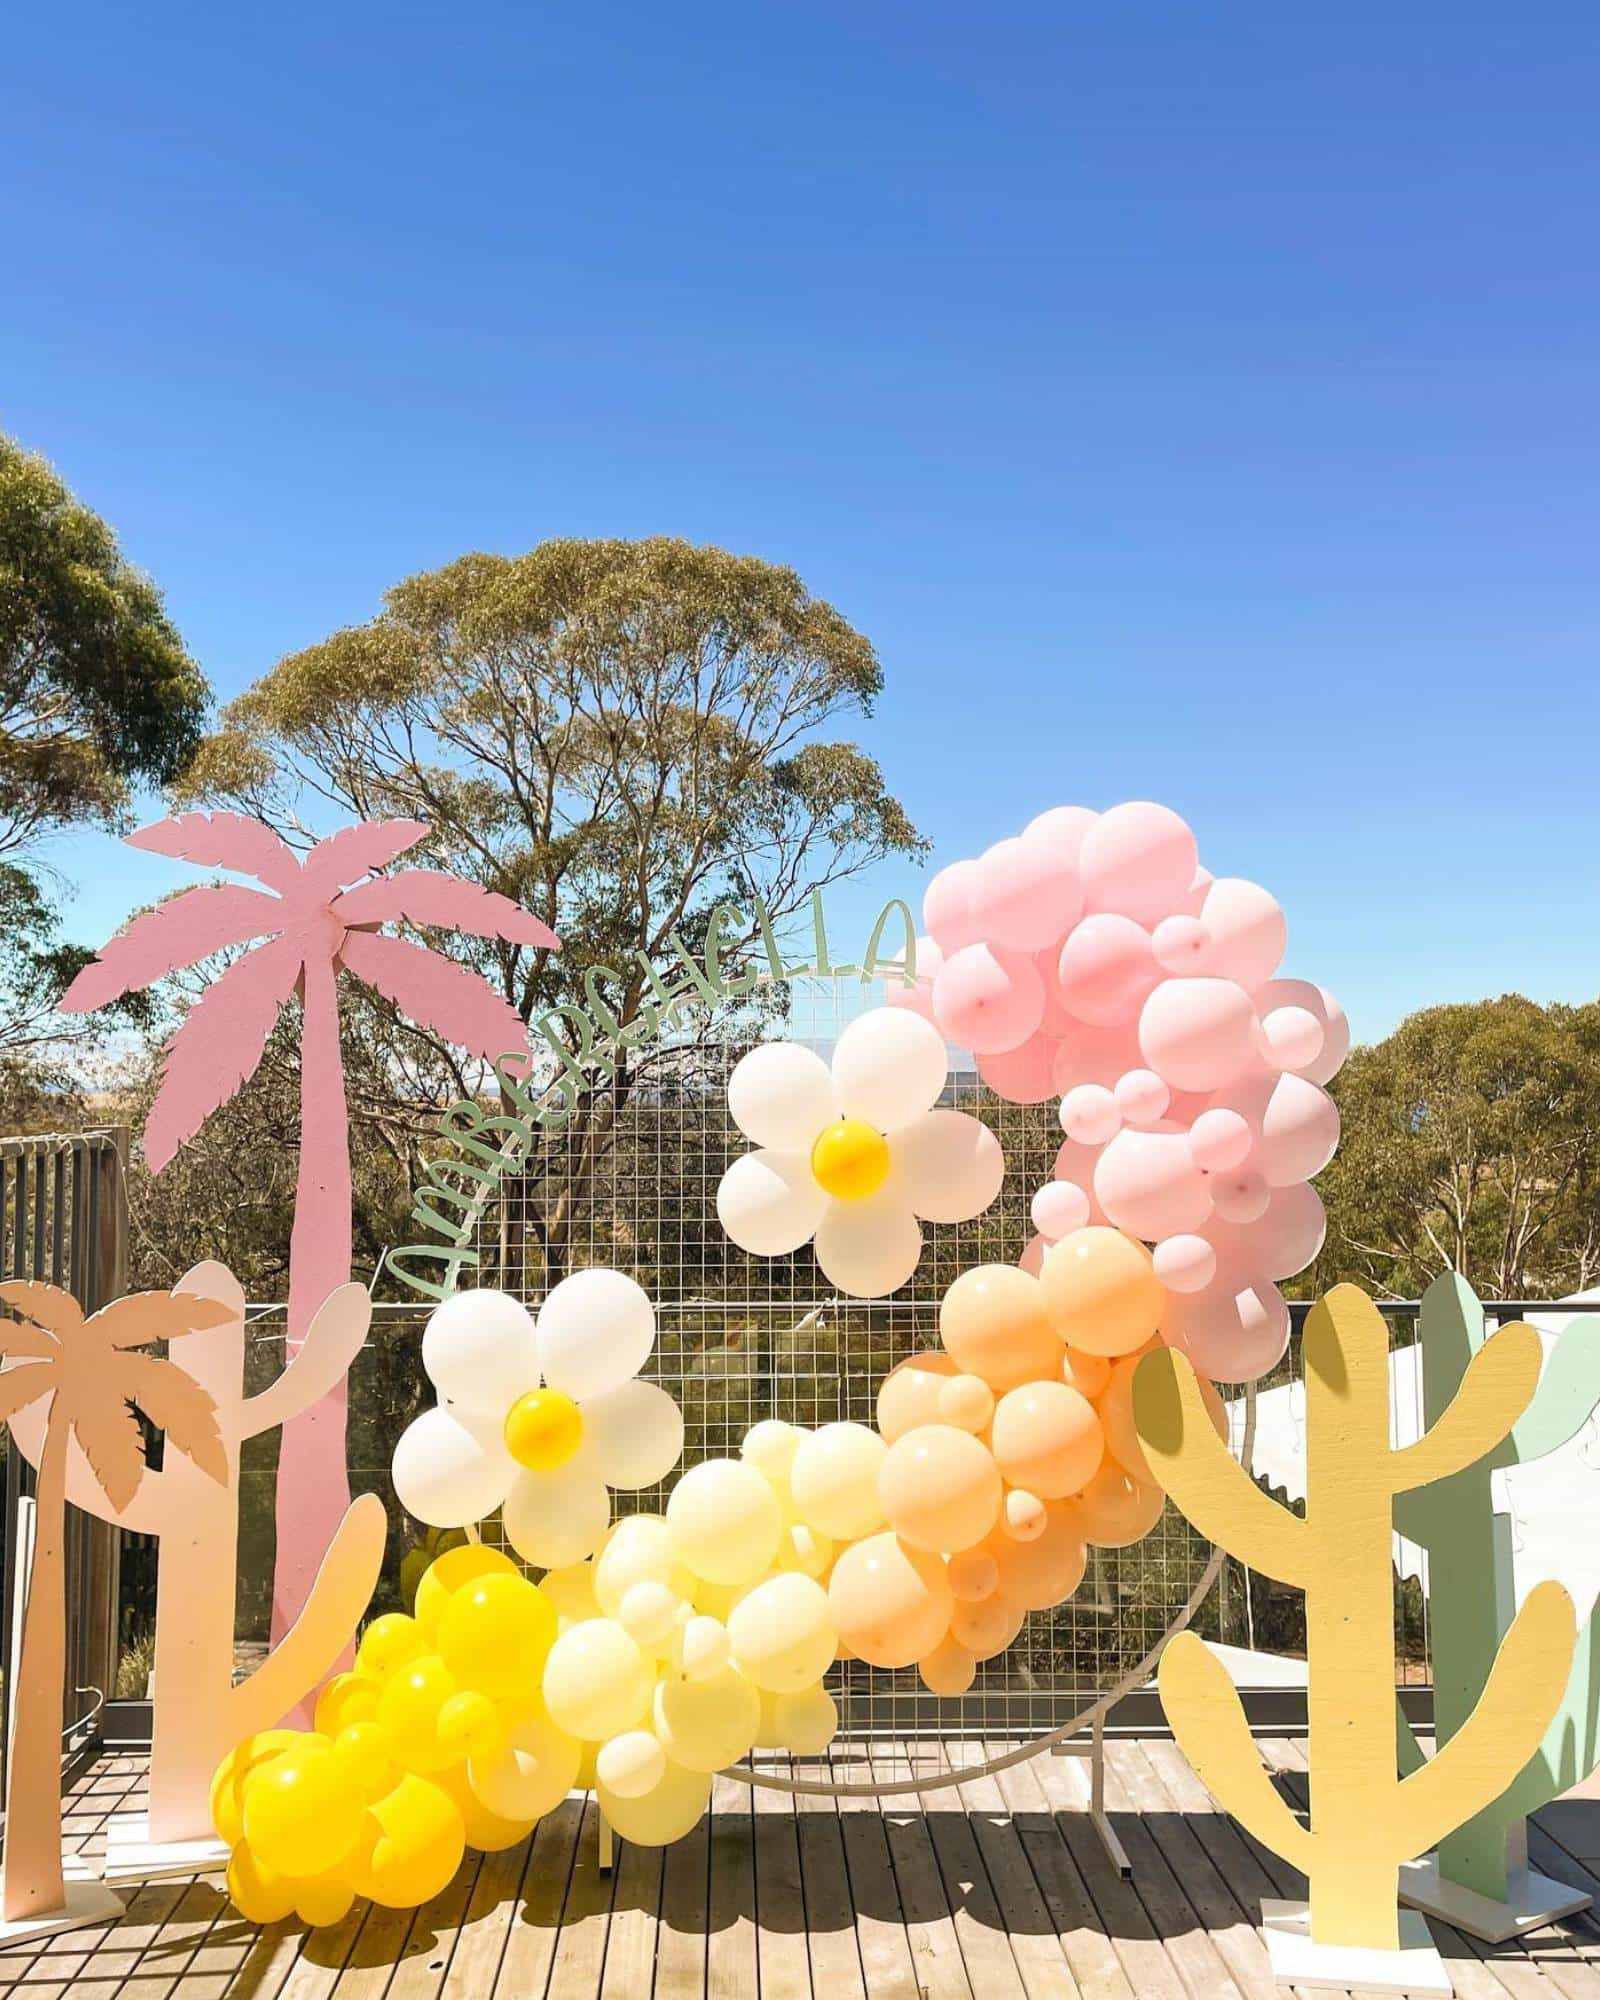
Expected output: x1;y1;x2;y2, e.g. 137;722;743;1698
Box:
0;1280;233;1921
61;813;559;1642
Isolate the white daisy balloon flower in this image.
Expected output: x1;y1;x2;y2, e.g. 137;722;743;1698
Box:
391;1272;684;1569
716;1007;1005;1298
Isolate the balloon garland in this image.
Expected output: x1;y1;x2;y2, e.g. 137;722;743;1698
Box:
212;798;1341;1920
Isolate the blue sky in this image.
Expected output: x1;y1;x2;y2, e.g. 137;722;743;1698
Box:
3;2;1596;1043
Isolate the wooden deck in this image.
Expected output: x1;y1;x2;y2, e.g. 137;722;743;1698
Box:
7;1739;1600;1998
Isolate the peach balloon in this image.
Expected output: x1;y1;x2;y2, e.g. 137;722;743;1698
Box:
876;1351;958;1444
951;1591;1024;1658
947;1550;999;1603
939;1265;1063;1392
828;1533;954;1669
1003;1489;1048;1540
1038;1227;1163;1357
989;1381;1104;1498
988;1505;1088;1612
1098;1353;1225;1482
1061;1464;1164;1547
879;1425;1003;1554
937;1373;995;1434
919;1634;978;1697
1061;1345;1111;1398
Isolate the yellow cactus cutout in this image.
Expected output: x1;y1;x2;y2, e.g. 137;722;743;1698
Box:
1134;1283;1577;1953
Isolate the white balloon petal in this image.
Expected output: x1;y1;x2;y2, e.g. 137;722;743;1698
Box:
831;1008;949;1131
420;1288;537;1414
581;1379;685;1489
727;1041;837;1150
537;1267;656;1400
716;1150;828;1257
502;1451;612;1568
391;1406;510;1528
890;1108;1004;1224
814;1192;923;1298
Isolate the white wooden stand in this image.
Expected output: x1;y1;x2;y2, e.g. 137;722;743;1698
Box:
1261;1899;1451;1996
0;1856;124;1951
1050;1712;1131;1875
1399;1853;1590;1944
597;1810;614;1874
102;1813;230;1884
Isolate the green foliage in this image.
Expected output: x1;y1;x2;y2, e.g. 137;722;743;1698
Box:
1312;994;1600;1301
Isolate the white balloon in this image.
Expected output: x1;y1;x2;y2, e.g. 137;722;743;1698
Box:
420;1289;537;1415
727;1041;837;1151
580;1378;685;1489
716;1150;828;1257
890;1108;1004;1224
830;1008;948;1133
596;1729;668;1800
537;1267;655;1400
813;1190;922;1298
391;1406;509;1527
503;1452;611;1567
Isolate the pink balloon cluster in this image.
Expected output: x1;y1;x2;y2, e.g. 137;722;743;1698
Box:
890;802;1348;1382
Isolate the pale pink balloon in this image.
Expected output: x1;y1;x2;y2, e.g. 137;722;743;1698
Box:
1222;1072;1339;1187
1207;1183;1326;1283
977;1033;1058;1105
1081;803;1199;923
1057;914;1160;1027
1164;1273;1290;1383
1024;804;1099;865
1030;1180;1092;1242
974;836;1084;952
1187;1106;1252;1172
1254;978;1350;1086
883;933;944;1026
1180;866;1214;917
1151;915;1210;974
1018;1232;1047;1276
933;944;1046;1054
923;860;983;953
1051;1138;1110;1222
1113;1068;1170;1128
1199;878;1286;990
1059;1083;1121;1147
1138;977;1261;1092
1093;1128;1213;1240
1049;1016;1144;1092
1259;1005;1323;1072
1153;1233;1217;1293
1208;1168;1270;1223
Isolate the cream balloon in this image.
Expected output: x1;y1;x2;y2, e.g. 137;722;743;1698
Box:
653;1665;762;1773
666;1459;784;1585
789;1422;888;1540
771;1684;839;1757
594;1514;690;1617
727;1574;838;1692
598;1759;713;1848
468;1703;582;1822
595;1729;668;1801
542;1620;651;1741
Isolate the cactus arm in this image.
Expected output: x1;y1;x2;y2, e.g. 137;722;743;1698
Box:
1498;1591;1600;1820
1396;1700;1427;1778
1390;1580;1576;1859
1505;1322;1600;1466
241;1283;371;1440
1156;1633;1315;1870
1134;1349;1308;1584
1389;1321;1543;1494
226;1491;387;1736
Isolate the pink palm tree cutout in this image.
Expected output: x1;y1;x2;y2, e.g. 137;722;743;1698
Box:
62;811;559;1651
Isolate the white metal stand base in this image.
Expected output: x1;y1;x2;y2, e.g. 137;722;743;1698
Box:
1050;1714;1131;1876
1399;1855;1590;1944
597;1810;614;1874
102;1813;230;1884
0;1856;124;1951
1261;1899;1451;1996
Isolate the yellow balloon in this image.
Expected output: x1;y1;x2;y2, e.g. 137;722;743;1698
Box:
437;1690;506;1763
242;1739;364;1878
595;1514;693;1617
355;1775;465;1910
543;1620;652;1740
878;1424;1002;1554
666;1460;783;1586
468;1700;583;1824
226;1842;298;1923
540;1559;602;1626
211;1728;302;1846
414;1543;518;1640
1038;1227;1163;1357
597;1758;711;1847
772;1520;833;1580
376;1655;460;1773
789;1423;887;1541
727;1574;837;1693
595;1728;668;1800
332;1721;398;1796
294;1872;356;1928
438;1572;557;1698
313;1671;379;1740
435;1762;536;1853
653;1665;761;1773
828;1532;953;1669
357;1611;428;1681
771;1683;838;1757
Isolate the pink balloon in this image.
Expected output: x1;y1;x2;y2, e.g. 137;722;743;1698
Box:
1187;1107;1252;1172
933;944;1045;1055
1207;1183;1326;1283
1152;915;1210;974
1180;866;1214;917
1164;1273;1290;1382
1221;1072;1339;1187
1138;977;1261;1092
1113;1068;1170;1128
923;860;984;953
1259;1005;1323;1072
1052;1137;1110;1222
1024;804;1099;865
1031;1180;1092;1241
884;934;944;1026
977;1033;1058;1104
1208;1168;1270;1223
1199;878;1286;990
974;837;1084;952
1057;914;1160;1027
1059;1083;1121;1147
1080;803;1199;923
1018;1232;1047;1276
1153;1234;1217;1294
1093;1128;1213;1241
1254;978;1350;1086
1049;1016;1144;1092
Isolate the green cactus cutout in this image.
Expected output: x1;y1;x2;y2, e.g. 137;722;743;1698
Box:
1394;1270;1600;1904
1135;1281;1578;1953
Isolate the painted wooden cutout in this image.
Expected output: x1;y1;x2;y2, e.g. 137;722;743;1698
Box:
1135;1282;1577;1967
1394;1270;1600;1933
7;1262;386;1854
59;813;558;1658
0;1280;233;1922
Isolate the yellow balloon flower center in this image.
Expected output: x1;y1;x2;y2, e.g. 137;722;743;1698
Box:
503;1388;584;1471
810;1118;891;1201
